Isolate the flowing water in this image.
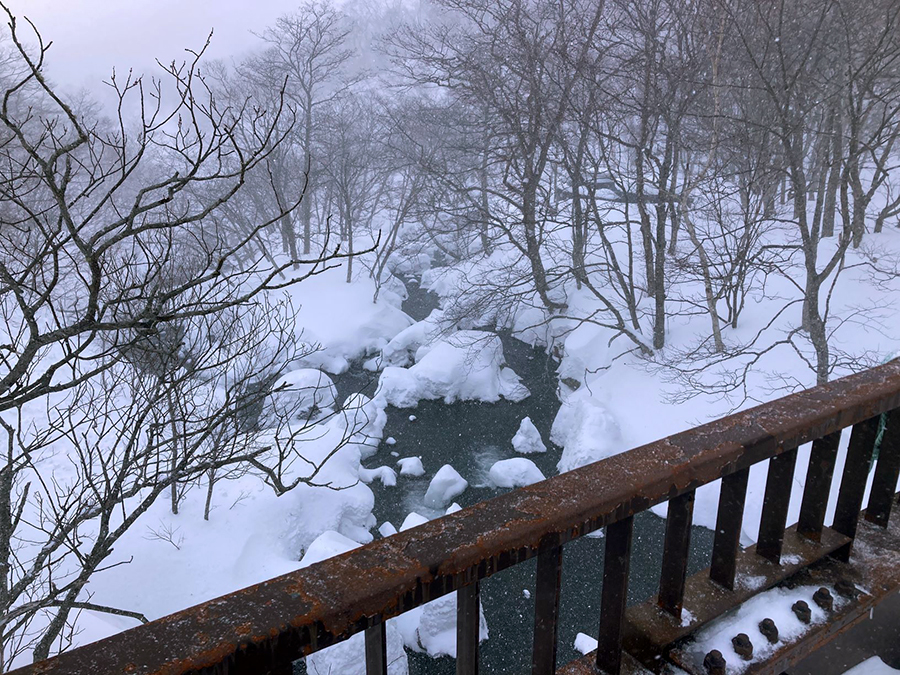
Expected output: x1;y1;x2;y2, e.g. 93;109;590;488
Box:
322;277;715;674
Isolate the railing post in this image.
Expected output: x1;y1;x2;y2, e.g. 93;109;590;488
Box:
365;623;387;675
710;467;749;590
457;582;480;675
658;490;695;618
797;432;842;541
531;538;563;675
832;416;880;561
757;447;798;563
866;409;900;527
596;516;634;675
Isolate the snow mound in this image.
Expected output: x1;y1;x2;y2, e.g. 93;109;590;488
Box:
379;522;398;537
423;465;468;508
381;309;453;367
306;624;408;675
287;265;414;368
488;458;545;488
397;456;425;477
378;331;529;407
843;657;900;674
299;530;361;568
574;632;598;655
400;512;430;531
393;591;488;659
359;466;397;486
262;368;336;426
512;417;546;454
552;390;623;473
334;393;388;460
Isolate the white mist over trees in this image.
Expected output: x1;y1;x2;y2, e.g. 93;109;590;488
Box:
0;0;899;668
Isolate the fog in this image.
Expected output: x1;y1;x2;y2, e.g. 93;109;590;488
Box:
3;0;299;89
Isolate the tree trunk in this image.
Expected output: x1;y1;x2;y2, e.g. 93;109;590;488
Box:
822;110;842;238
302;102;313;255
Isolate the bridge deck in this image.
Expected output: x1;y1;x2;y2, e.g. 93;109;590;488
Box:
558;499;900;674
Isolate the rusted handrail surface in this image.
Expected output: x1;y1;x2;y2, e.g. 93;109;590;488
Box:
13;360;900;675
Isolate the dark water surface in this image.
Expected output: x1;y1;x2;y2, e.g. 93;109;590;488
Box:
322;278;715;674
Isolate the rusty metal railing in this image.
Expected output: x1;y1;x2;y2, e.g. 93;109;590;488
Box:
13;360;900;675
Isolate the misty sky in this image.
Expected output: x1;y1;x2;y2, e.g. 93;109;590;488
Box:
3;0;304;92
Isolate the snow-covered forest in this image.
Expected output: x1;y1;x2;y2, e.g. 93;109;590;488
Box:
1;0;900;672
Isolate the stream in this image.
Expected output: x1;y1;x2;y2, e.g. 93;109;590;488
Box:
324;277;715;674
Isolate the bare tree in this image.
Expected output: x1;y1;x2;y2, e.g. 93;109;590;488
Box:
0;8;358;666
247;0;360;255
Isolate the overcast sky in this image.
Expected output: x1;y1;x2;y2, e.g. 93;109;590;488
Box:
3;0;300;92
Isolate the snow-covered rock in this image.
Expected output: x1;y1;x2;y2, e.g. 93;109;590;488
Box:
379;521;398;537
511;417;546;454
381;309;452;367
417;592;488;658
423;465;468;508
307;619;408;675
397;456;425;477
299;530;362;567
574;633;598;656
359;466;397;486
262;368;337;426
400;512;430;531
393;592;488;659
334;393;388;460
552;390;623;473
488;458;545;488
378;331;529;407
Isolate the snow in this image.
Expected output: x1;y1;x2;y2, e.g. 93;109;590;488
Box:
393;591;489;659
379;521;398;537
423;465;469;508
397;456;425;477
299;530;362;567
286;265;414;371
512;416;547;454
400;512;430;531
381;308;453;367
488;458;545;488
386;436;397;445
553;389;624;472
377;331;530;407
359;465;398;486
574;632;598;655
686;584;845;673
445;502;462;514
843;657;900;674
263;368;337;424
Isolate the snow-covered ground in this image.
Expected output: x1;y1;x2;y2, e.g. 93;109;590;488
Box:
22;222;900;672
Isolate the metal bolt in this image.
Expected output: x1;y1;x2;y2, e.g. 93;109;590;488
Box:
835;578;859;599
793;600;812;624
703;649;727;675
759;617;779;644
732;632;753;660
813;587;834;611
